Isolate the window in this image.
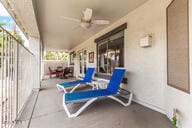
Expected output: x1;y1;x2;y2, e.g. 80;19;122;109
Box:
97;32;124;75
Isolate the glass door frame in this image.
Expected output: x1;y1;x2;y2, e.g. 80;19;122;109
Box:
78;49;87;76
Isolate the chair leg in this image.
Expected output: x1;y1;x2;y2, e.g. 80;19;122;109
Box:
90;83;98;90
56;84;67;93
63;95;98;118
70;84;80;93
86;82;98;90
108;92;133;107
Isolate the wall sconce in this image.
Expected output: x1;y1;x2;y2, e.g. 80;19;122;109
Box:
140;35;152;48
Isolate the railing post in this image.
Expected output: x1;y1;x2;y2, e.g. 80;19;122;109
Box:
4;32;7;128
10;37;13;123
15;41;19;120
0;29;4;128
7;35;11;125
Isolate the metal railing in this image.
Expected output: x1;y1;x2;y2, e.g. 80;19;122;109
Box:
0;27;34;128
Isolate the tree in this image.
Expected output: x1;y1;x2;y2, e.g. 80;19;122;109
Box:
58;52;69;61
0;22;5;33
44;51;57;60
0;22;5;67
0;22;24;45
0;22;5;48
44;51;69;61
0;22;6;27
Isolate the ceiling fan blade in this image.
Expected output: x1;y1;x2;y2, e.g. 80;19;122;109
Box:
92;20;110;25
60;16;81;23
83;8;92;21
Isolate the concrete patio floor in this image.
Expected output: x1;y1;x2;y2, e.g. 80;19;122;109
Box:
26;78;173;128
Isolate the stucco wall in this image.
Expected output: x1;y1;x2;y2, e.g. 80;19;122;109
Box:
164;0;192;128
28;37;41;89
70;0;192;127
43;60;68;75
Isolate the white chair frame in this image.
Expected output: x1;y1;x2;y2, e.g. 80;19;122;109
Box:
57;82;96;93
63;91;133;118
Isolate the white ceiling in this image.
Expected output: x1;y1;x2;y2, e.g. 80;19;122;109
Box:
34;0;149;51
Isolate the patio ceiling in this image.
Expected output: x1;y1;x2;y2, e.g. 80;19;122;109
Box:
34;0;149;51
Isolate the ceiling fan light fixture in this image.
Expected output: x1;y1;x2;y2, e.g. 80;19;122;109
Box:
80;22;91;29
60;7;110;30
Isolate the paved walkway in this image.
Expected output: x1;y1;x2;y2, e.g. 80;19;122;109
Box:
28;78;173;128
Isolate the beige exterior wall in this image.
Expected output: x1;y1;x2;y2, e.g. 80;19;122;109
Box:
70;0;192;127
164;0;192;128
28;37;41;89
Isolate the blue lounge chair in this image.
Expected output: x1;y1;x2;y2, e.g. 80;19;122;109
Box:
57;67;95;93
63;68;133;118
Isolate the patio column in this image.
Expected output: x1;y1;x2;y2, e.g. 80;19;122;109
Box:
28;37;41;89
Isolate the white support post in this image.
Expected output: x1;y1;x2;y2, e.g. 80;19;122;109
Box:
28;37;41;89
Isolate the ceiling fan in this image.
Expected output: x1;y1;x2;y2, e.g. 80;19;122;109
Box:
61;8;110;29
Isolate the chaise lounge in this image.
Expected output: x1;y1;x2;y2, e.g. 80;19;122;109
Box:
63;68;133;118
56;67;95;93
